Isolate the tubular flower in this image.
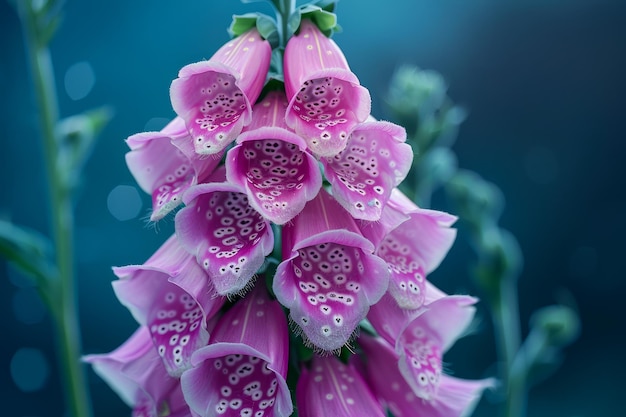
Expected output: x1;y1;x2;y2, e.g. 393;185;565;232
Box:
170;28;271;155
273;189;389;352
83;326;192;417
284;18;371;157
322;121;413;221
367;291;478;401
181;283;293;417
359;188;457;309
226;90;322;224
358;334;494;417
296;354;386;417
125;117;222;221
175;167;274;297
112;234;225;377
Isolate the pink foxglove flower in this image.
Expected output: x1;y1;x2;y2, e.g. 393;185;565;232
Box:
322;121;413;220
296;354;386;417
367;292;478;400
284;19;371;157
181;283;293;417
360;188;457;309
358;334;493;417
84;326;192;417
125;117;222;221
170;28;271;155
112;234;225;377
175;168;274;296
226;90;322;224
273;189;389;352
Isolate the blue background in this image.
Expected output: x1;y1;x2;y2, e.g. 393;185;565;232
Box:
1;0;625;416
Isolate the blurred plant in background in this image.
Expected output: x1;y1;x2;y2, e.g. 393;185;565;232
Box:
3;0;580;416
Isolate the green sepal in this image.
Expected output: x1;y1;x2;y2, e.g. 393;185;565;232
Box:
229;13;280;49
290;2;339;37
0;219;56;290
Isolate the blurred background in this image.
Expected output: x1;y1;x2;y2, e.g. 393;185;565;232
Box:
1;0;624;416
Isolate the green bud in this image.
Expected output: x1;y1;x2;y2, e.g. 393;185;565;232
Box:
530;305;581;348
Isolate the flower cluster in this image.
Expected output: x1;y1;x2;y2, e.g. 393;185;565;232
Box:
86;16;492;417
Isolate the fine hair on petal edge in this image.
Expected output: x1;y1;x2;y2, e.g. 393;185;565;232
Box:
287;315;359;357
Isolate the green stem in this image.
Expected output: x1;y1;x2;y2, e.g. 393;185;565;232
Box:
274;0;296;47
18;2;93;417
492;278;525;417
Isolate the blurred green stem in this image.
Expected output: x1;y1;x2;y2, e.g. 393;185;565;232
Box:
18;2;93;417
274;0;295;47
492;278;526;417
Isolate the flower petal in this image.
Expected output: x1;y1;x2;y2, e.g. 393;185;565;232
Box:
176;171;274;296
112;235;225;376
226;91;322;224
357;334;492;417
170;29;271;155
395;296;478;400
273;190;389;352
84;326;190;417
284;19;371;157
181;284;292;417
125;117;221;221
322;121;412;220
296;355;386;417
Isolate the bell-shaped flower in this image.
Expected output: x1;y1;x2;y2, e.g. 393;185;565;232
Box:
226;90;322;224
357;334;494;417
125;117;222;221
175;167;274;296
322;121;412;220
181;283;293;417
112;234;225;377
273;189;389;352
170;28;271;155
359;188;457;309
296;354;386;417
84;326;192;417
367;291;478;400
284;19;371;157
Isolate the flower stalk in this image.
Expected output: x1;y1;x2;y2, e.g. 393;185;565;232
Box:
17;1;93;416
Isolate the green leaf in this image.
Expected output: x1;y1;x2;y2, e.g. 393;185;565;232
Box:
56;106;113;191
0;219;55;287
293;4;339;37
229;13;259;37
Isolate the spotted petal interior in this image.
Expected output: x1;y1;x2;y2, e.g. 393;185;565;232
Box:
377;233;427;309
233;138;317;224
147;283;208;377
200;354;281;417
182;191;272;296
171;67;248;155
396;322;443;401
289;77;364;157
282;242;383;352
323;122;412;221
